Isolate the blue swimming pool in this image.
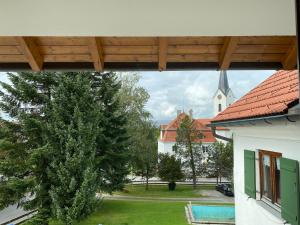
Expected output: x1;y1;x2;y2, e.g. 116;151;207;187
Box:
191;205;235;223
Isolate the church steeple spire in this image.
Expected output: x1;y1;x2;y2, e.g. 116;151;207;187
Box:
213;70;234;116
218;70;229;95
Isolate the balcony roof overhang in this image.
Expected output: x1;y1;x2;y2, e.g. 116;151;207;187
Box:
0;0;297;71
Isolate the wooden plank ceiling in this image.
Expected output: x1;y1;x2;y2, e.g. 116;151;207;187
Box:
0;36;297;71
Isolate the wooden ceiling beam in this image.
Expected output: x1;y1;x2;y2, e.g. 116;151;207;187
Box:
87;37;104;72
282;40;297;70
219;37;239;70
158;37;168;71
15;37;43;71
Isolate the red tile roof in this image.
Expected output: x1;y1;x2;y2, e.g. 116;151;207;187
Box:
160;124;168;130
160;113;217;143
213;70;299;122
196;119;228;131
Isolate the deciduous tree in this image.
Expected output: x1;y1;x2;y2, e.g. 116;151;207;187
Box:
131;119;158;190
158;153;184;190
174;115;204;189
207;141;233;183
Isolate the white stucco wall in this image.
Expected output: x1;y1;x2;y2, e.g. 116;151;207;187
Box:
157;140;214;160
226;89;235;106
157;141;175;155
230;119;300;225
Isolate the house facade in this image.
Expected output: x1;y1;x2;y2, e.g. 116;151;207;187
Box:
158;111;218;156
211;70;300;225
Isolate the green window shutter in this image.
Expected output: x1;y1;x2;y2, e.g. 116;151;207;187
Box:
244;150;256;198
280;157;300;225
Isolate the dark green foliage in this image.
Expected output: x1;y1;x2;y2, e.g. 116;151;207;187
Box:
131;119;158;190
47;73;99;225
93;72;130;193
207;141;233;183
174;115;204;189
158;153;184;187
0;72;58;225
0;71;131;225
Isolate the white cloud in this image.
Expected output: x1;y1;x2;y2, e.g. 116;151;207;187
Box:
0;70;275;123
160;102;176;117
139;70;274;123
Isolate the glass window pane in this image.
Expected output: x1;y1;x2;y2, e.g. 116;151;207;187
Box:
263;155;272;199
275;157;281;204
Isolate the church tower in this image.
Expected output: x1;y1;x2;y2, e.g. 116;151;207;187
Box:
213;71;234;116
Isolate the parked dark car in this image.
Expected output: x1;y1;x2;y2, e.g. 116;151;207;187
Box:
215;183;234;197
223;184;234;196
215;184;225;192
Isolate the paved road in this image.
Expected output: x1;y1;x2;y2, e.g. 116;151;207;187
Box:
198;190;234;203
103;190;234;203
0;204;32;225
129;176;229;184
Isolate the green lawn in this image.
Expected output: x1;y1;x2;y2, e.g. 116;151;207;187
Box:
50;200;189;225
114;184;215;198
50;200;234;225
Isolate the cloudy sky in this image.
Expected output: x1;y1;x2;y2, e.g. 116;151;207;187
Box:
138;70;275;124
0;70;274;123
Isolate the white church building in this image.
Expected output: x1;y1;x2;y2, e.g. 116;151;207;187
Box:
213;70;235;116
211;70;300;225
158;71;234;155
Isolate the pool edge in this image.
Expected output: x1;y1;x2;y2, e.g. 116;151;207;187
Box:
186;203;235;225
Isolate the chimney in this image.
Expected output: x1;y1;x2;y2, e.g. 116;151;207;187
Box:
177;110;181;116
189;109;193;118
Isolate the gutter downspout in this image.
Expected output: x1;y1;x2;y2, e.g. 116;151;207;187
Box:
211;126;233;142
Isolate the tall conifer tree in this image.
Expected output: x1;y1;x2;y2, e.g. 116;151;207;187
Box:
0;72;58;224
0;71;131;224
94;72;129;193
47;73;99;225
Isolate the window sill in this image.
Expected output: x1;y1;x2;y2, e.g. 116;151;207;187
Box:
256;199;283;222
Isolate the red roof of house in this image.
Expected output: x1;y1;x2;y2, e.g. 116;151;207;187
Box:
160;124;168;130
213;70;299;122
160;113;218;143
